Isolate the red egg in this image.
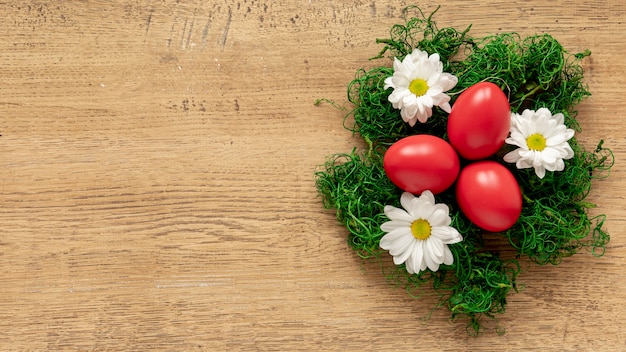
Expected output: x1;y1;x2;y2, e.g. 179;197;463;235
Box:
384;135;460;195
447;82;511;160
456;161;522;232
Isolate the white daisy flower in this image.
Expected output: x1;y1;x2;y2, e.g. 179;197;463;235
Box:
503;108;575;179
384;48;458;126
379;191;463;275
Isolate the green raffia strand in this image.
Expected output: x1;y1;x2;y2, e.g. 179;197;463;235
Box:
315;6;614;334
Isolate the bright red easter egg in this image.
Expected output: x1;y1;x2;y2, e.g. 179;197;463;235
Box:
447;82;511;160
384;135;460;195
456;161;522;232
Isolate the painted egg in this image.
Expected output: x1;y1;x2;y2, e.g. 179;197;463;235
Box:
447;82;511;160
456;161;522;232
384;135;460;195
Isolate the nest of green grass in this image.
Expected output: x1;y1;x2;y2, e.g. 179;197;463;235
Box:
315;6;614;334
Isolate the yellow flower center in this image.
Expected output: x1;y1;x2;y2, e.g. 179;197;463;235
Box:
408;78;429;97
526;133;547;151
410;219;432;240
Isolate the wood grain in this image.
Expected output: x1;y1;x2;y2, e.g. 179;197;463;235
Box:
1;0;625;350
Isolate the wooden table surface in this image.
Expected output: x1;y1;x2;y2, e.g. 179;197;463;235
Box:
1;0;625;350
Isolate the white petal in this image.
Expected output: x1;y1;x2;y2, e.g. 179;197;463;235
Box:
379;228;410;249
545;134;568;146
534;165;546;178
440;73;458;90
427;237;444;260
510;112;522;128
419;94;434;108
399;192;415;211
532;152;545;167
439;102;452;113
428;52;441;63
541;148;560;164
426;72;442;87
431;226;462;244
506;132;528;148
516;157;534;170
551;158;565;172
404;255;416;274
553;112;565;125
415;100;426;115
562;144;574;159
419;190;435;204
442;245;454;265
417;107;432;123
431;92;450;106
388;89;409;106
414;61;434;79
535;108;552;120
392;57;405;73
402;104;419;122
380;220;412;232
413;199;434;219
412;241;425;272
432;203;450;217
384;205;412;222
521;109;536;120
386;231;414;257
402;91;418;107
503;149;522;163
428;208;450;227
383;77;395;90
392;76;411;90
392;239;415;265
423;247;440;272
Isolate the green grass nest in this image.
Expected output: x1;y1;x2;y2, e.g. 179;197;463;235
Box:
315;7;614;334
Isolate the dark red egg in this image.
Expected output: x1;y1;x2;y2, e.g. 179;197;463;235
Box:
447;82;511;160
456;161;522;232
384;135;460;195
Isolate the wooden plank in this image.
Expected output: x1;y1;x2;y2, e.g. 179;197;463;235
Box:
0;0;624;350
